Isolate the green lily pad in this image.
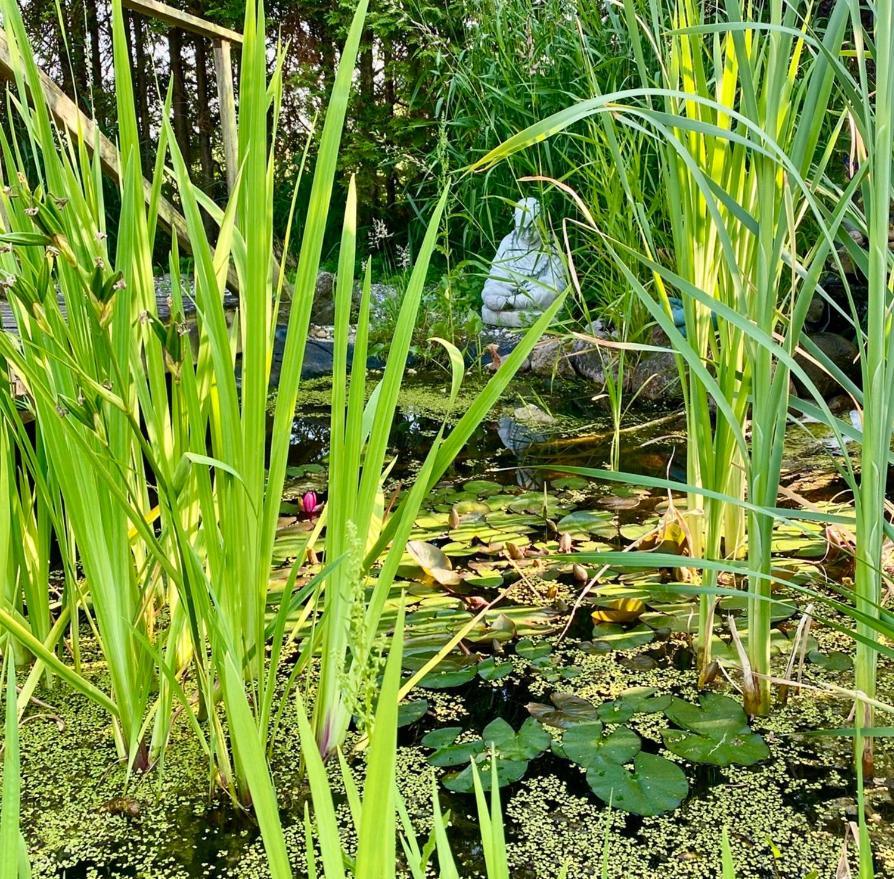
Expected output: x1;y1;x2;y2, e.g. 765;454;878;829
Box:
527;693;600;729
397;699;429;728
591;623;655;651
662;728;770;767
484;717;551;760
465;569;504;588
422;726;464;749
516;638;553;666
771;523;827;558
664;694;750;738
433;718;551;793
415;655;479;689
807;649;853;671
506;492;551;515
443;757;528;792
585;752;689;815
423;728;486;767
450;500;490;523
662;694;770;767
640;606;701;635
552;476;589;491
557;509;617;538
597;687;671;724
618;522;657;541
478;656;514;681
462;479;504;497
557;722;641;768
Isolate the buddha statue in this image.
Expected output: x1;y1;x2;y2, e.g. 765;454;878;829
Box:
480;197;566;327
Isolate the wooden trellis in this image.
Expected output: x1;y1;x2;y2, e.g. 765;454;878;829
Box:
122;0;242;193
0;0;250;292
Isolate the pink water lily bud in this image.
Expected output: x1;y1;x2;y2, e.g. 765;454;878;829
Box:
301;491;323;517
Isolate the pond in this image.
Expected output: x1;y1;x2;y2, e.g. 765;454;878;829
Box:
15;374;894;879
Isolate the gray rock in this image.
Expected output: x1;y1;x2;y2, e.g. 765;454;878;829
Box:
627;351;682;401
795;331;858;398
512;403;555;424
568;322;617;384
310;271;336;324
529;337;576;378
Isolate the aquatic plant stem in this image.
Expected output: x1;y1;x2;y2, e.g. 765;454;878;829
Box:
853;0;894;777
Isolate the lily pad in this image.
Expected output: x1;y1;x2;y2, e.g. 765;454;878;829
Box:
397;699;429;728
516;638;553;667
443;757;528;792
478;656;514;681
664;694;750;738
662;727;770;767
527;693;600;729
590;587;647;623
807;649;853;671
552;476;589;491
406;540;462;586
618;522;657;541
557;509;616;538
462;479;504;497
450;500;491;524
557;722;641;768
415;655;479;689
591;623;655;651
433;718;551;793
585;752;689;815
597;687;672;724
465;569;504;588
662;694;770;767
423;728;486;767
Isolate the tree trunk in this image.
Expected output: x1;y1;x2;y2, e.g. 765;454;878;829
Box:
359;28;378;209
383;40;396;209
129;12;153;169
54;3;75;97
85;0;105;125
194;36;215;194
67;0;90;101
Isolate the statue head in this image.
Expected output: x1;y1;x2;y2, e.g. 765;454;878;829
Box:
513;197;541;235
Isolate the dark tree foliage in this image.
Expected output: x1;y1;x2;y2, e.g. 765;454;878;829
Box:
11;0;462;261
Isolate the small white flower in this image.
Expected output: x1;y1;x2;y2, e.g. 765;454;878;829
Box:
368;218;393;250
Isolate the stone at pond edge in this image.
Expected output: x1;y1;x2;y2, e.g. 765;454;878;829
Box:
310;271;336;324
529;337;577;378
627;350;682;402
794;331;858;398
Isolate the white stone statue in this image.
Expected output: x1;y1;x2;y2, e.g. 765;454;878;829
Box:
480;197;566;328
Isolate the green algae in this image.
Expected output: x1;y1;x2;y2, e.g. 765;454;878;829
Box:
7;619;893;879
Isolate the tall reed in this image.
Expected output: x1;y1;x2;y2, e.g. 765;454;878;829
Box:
846;0;894;785
472;0;853;712
0;0;558;822
1;659;30;879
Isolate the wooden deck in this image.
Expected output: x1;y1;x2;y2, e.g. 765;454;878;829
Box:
2;286;241;406
1;287;243;337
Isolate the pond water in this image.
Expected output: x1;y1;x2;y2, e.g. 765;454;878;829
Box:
16;375;894;879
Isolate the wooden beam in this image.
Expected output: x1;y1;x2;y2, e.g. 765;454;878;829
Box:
122;0;243;45
0;32;241;292
213;40;239;194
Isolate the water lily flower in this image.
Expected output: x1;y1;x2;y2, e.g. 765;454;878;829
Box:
301;490;324;518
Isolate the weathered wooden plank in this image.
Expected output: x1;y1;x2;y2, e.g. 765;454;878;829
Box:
123;0;243;45
0;32;243;293
1;287;203;337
